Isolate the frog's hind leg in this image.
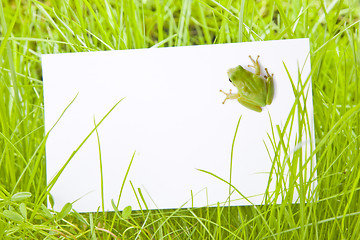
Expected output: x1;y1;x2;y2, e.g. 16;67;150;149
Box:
238;98;262;112
265;68;274;105
248;55;261;76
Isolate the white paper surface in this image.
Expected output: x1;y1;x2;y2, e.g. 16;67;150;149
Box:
42;39;315;212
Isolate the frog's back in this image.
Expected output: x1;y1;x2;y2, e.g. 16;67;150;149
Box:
240;70;267;106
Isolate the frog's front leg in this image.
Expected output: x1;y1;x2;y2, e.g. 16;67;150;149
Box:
248;55;260;75
265;68;274;105
220;89;240;104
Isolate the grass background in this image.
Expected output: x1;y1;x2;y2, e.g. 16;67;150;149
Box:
0;0;360;239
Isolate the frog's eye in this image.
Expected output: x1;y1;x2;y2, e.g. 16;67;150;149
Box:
228;78;232;83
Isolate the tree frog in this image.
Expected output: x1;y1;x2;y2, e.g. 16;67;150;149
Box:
220;55;274;112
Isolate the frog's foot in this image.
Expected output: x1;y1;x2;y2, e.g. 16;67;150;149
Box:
248;55;261;75
264;68;273;78
220;89;240;104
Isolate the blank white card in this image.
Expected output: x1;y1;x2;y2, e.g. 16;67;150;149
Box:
42;39;315;212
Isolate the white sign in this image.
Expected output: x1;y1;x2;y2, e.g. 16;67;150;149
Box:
42;39;315;212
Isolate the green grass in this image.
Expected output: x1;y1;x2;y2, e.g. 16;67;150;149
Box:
1;0;360;239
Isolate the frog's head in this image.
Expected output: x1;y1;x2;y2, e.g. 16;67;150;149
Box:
227;66;244;87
